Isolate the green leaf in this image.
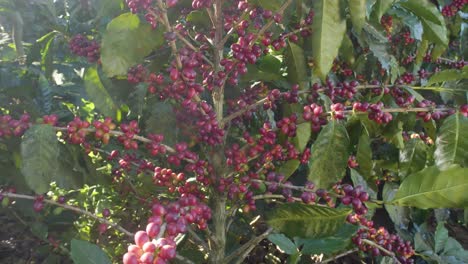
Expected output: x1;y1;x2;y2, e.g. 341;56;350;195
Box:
277;159;300;180
259;55;282;75
426;67;468;86
339;33;355;65
285;41;307;89
348;0;366;33
392;165;468;208
434;223;448;254
400;0;448;46
415;39;429;67
70;239;111;264
370;0;395;22
308;121;350;189
267;203;352;238
20;125;81;194
144;101;178;146
295;224;358;255
268;233;298;255
442;238;468;262
402;86;425;102
350;169;377;199
292;123;311;152
186;10;211;28
434;113;468;169
399;138;427;179
383;182;410;230
388;6;423;40
31;222;48;240
101;13;164;77
311;0;346;79
356;126;373;179
383;120;404;149
84;66;119;119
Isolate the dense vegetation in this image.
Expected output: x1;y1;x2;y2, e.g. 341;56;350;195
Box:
0;0;467;263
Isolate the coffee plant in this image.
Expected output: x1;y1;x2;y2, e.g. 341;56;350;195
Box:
0;0;467;263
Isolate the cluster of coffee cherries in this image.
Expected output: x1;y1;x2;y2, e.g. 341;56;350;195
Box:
348;214;415;263
126;0;153;13
442;0;468;17
152;167;185;193
391;30;415;47
388;86;415;107
123;195;211;264
331;60;354;78
353;102;393;124
66;117;91;144
335;184;415;263
339;184;369;215
416;100;461;122
127;64;148;84
302;103;326;132
461;104;468;117
276;114;298;137
33;195;46;212
118;120;140;150
92;118;116;145
381;15;393;36
0;114;30;138
226;83;269;124
42;114;58;126
69;35;100;63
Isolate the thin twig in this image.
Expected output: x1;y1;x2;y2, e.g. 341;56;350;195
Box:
252;0;294;44
362;239;402;264
224;227;274;264
317;248;359;263
2;192;134;237
186;225;209;251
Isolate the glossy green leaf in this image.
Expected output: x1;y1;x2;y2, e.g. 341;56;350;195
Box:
70;239;111;264
399;138;427;179
392;165;468;208
308;121;350;189
295;224;358;255
101;13;164;77
285;41;307;89
435;223;448;254
277;159;300;180
348;0;366;33
268;233;298;255
400;0;448;46
370;0;395;22
259;55;282;74
415;39;429;67
267;203;352;238
426;67;468;86
186;10;211;28
20;125;81;194
311;0;346;80
350;169;377;199
39;31;57;79
339;33;355;65
383;182;410;230
292;122;311;152
388;6;422;40
356;126;373;179
84;66;119;119
434;113;468;169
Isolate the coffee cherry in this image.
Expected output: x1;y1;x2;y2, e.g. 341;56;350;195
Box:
134;231;149;248
123;253;138;264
